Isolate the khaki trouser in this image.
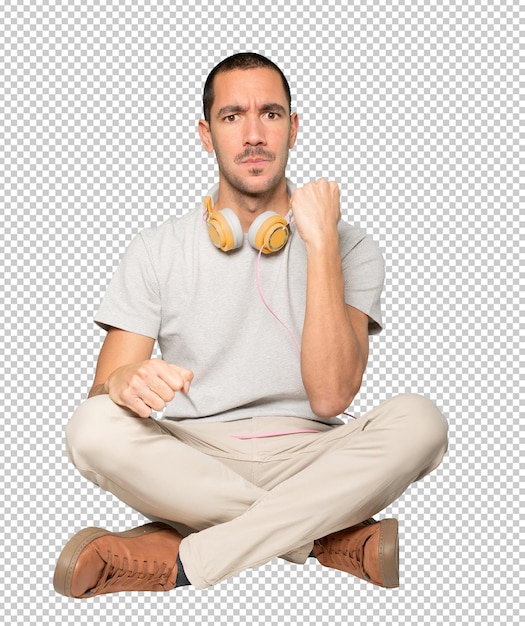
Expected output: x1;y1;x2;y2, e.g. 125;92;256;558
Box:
65;393;448;589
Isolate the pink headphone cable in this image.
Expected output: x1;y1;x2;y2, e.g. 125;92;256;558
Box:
255;247;301;355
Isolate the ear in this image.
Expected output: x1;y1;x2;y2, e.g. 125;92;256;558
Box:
289;112;299;149
198;119;214;153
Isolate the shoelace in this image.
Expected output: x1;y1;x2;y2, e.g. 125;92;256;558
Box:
88;551;176;595
315;533;373;580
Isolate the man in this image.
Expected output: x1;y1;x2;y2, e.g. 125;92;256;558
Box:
54;53;448;597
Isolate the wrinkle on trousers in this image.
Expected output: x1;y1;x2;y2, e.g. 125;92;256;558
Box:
65;393;448;589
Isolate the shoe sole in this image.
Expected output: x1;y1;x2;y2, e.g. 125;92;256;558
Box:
53;522;169;597
378;518;399;588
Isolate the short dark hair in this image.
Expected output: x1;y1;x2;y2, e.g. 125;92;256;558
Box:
203;52;292;122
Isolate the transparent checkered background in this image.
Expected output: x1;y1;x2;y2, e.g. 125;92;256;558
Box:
1;0;522;624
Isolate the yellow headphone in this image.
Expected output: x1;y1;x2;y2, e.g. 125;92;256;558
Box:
204;195;290;254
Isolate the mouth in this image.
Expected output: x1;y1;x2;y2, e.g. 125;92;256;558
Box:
242;158;268;165
235;150;275;165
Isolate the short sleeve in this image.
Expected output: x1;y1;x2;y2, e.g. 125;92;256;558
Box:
340;229;385;334
95;230;161;338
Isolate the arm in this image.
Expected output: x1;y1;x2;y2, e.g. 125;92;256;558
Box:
291;179;369;418
89;327;194;418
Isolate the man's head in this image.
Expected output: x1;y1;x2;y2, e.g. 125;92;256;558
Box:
199;53;299;204
203;52;292;123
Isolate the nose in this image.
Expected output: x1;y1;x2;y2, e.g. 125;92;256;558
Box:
243;114;266;145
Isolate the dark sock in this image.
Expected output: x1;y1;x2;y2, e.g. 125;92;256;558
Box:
176;554;191;587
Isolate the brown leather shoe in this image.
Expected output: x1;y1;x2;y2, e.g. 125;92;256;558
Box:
313;518;399;588
53;522;183;597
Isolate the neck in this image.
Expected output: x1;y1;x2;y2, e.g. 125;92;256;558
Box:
214;177;290;232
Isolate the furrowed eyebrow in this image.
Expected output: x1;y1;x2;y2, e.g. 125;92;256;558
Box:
216;105;247;119
216;103;288;119
260;103;288;115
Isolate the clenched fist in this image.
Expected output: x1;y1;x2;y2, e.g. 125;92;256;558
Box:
290;178;341;246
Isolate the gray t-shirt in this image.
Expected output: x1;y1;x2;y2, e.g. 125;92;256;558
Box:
95;192;384;425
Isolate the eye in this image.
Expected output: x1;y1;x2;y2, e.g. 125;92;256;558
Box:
224;114;239;123
264;111;280;120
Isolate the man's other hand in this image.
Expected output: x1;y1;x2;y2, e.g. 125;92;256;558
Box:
105;359;194;418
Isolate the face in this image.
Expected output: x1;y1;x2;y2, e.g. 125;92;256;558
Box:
199;67;299;199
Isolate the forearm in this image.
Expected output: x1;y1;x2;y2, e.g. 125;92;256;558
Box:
301;232;366;418
88;382;108;398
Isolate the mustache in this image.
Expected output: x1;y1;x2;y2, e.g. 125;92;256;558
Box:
234;148;276;164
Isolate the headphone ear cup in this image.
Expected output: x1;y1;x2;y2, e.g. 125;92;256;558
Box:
207;208;244;252
248;212;289;254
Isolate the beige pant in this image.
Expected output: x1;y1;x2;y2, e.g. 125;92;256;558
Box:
65;393;448;589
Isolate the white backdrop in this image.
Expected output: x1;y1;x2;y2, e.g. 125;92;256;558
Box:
1;1;521;624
